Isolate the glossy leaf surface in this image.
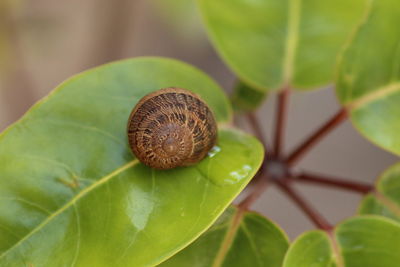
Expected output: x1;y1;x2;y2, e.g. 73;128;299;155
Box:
285;216;400;267
283;230;336;267
336;0;400;155
198;0;367;92
336;216;400;267
0;57;264;266
359;162;400;222
160;206;289;267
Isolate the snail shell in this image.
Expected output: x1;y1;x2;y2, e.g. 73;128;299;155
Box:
127;87;218;170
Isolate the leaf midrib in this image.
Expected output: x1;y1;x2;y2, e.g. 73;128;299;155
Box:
0;159;139;260
329;231;344;267
212;207;244;267
282;0;301;85
349;82;400;110
374;191;400;217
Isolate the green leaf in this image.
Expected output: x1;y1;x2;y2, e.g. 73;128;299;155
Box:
198;0;368;92
230;81;268;113
0;57;264;266
358;195;400;222
336;0;400;155
283;230;337;267
359;163;400;222
336;216;400;267
160;206;289;267
151;0;205;42
285;216;400;267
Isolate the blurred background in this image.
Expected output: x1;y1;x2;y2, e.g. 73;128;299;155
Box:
0;0;397;239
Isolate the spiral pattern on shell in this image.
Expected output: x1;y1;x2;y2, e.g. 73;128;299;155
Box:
127;87;218;170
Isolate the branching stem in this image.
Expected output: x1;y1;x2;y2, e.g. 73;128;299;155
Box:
238;172;269;211
241;86;372;233
246;113;268;149
293;172;373;194
285;108;348;166
276;179;333;231
273;87;290;157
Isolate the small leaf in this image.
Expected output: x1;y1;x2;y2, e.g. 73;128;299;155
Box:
231;81;268;113
283;230;337;267
198;0;368;91
336;216;400;267
359;195;400;222
359;163;400;222
285;216;400;267
0;57;264;266
336;0;400;155
160;206;289;267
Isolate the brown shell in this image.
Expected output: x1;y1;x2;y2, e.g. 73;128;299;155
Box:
127;87;218;170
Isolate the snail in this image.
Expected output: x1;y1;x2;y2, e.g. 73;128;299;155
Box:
127;87;218;170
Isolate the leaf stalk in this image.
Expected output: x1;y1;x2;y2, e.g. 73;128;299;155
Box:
273;87;290;157
275;179;333;231
293;172;374;194
285;108;348;166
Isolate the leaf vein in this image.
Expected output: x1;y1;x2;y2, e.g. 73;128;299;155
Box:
71;204;81;267
0;197;52;215
212;208;244;267
44;119;127;147
0;159;139;260
241;220;263;266
349;82;400;110
374;192;400;217
282;0;301;84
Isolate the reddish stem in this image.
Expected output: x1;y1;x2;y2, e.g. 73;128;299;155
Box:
276;179;333;231
239;173;269;210
247;113;270;156
273;88;290;157
285;108;348;166
293;172;374;194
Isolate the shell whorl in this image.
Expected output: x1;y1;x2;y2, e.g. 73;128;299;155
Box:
127;87;218;170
